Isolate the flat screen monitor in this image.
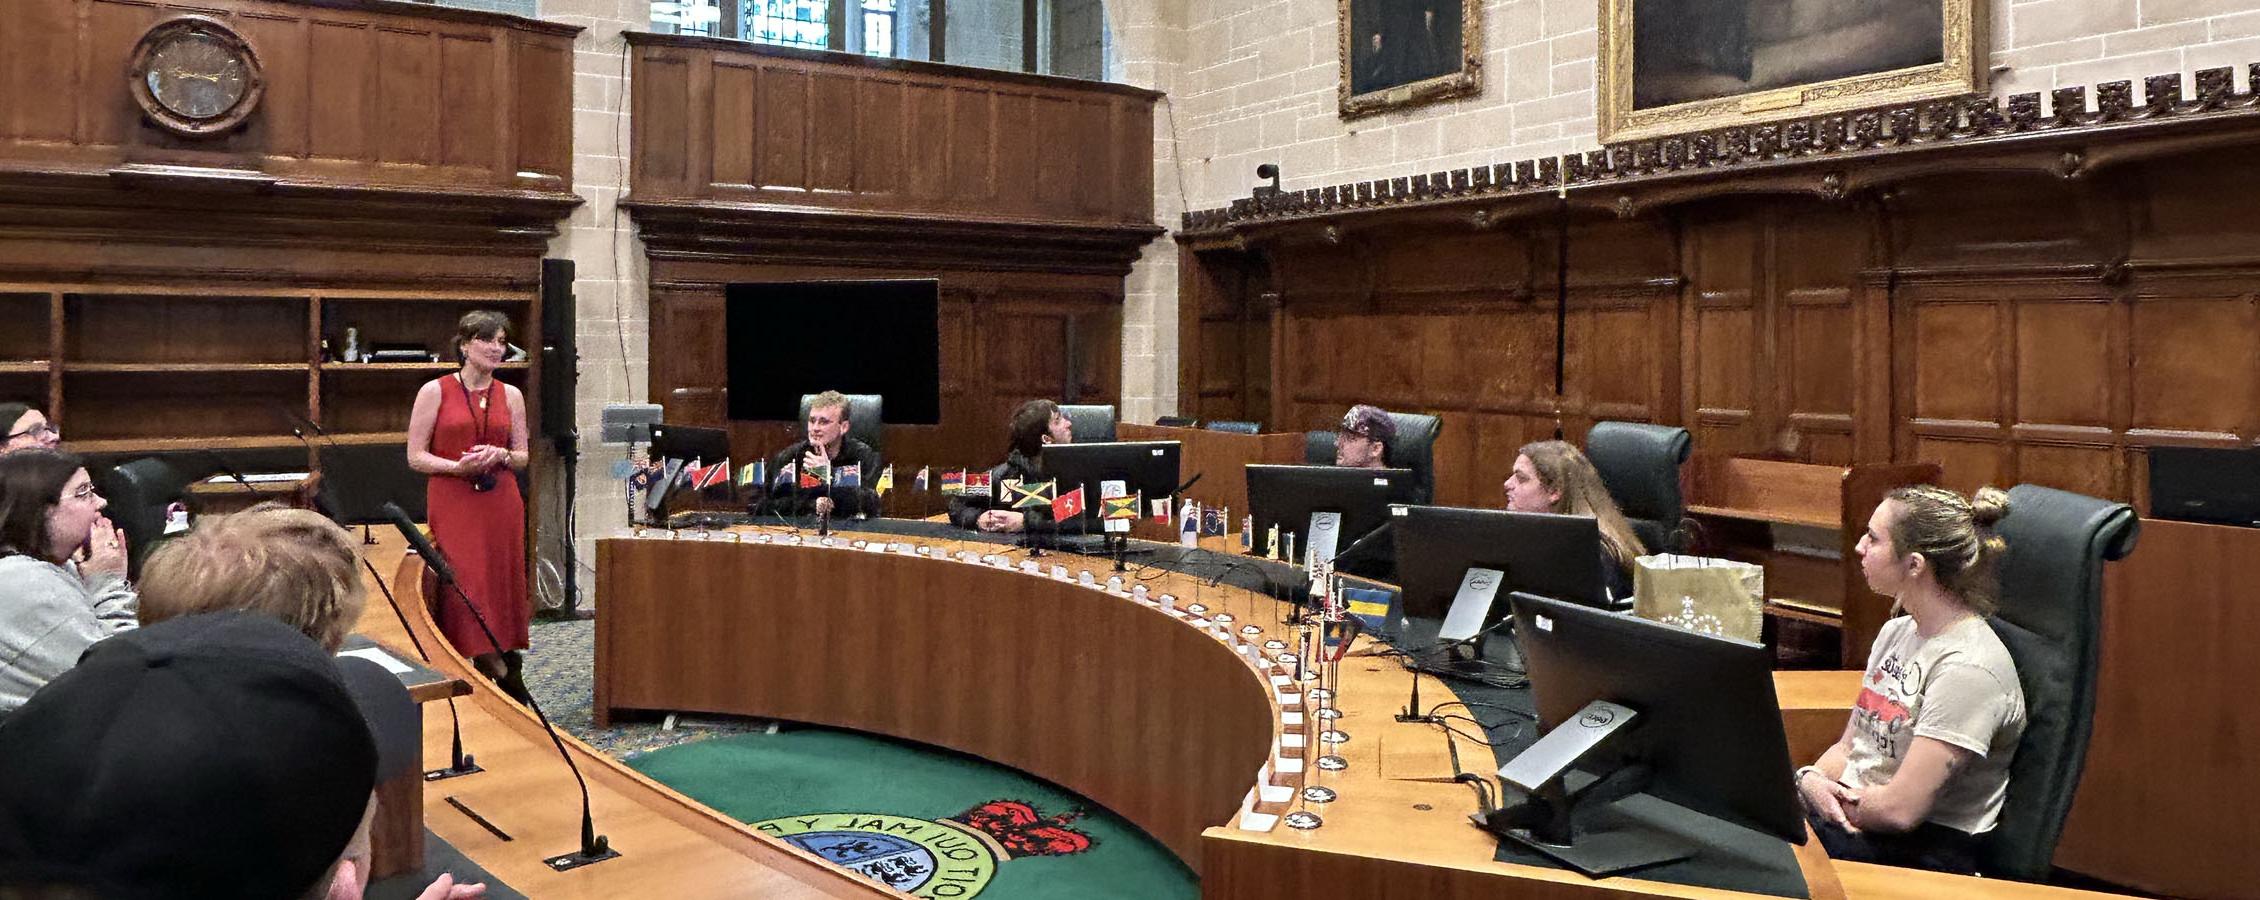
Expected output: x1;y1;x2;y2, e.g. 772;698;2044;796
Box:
1245;464;1415;562
1496;591;1804;874
1041;441;1182;525
723;280;941;424
648;423;730;465
2147;445;2260;527
1392;505;1608;620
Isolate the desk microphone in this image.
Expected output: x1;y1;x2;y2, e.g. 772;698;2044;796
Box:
381;502;619;871
196;448;271;499
357;556;479;780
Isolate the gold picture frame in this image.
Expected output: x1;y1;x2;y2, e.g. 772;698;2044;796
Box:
1598;0;1985;144
1337;0;1484;119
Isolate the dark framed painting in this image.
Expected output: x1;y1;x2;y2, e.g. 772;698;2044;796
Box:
1337;0;1483;119
1599;0;1985;143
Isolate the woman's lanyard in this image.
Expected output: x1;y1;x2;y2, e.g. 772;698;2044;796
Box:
455;373;495;446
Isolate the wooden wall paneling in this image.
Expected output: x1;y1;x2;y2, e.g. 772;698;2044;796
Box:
8;0;79;142
306;19;376;164
627;34;1159;227
2055;518;2260;899
510;34;571;186
374;26;440;166
438;33;499;169
1773;204;1865;466
1682;213;1767;456
649;285;730;427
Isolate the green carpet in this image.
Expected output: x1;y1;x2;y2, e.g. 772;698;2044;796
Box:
626;728;1197;900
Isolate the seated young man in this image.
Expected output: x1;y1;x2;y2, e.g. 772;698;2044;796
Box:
950;399;1079;534
762;390;883;519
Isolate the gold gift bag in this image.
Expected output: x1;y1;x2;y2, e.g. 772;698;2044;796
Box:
1632;554;1765;642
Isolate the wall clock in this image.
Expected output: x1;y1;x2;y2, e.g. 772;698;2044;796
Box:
128;16;264;138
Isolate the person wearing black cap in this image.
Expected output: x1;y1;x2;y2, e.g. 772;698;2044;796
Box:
1334;404;1397;470
0;612;377;900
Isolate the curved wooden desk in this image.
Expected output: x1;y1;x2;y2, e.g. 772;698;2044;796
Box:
594;533;1282;869
355;534;885;899
592;527;2129;900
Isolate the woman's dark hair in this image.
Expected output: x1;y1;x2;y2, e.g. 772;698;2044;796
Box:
0;449;86;563
0;402;33;436
1007;399;1061;460
451;309;511;364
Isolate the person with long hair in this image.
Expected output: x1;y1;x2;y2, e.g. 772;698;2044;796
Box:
405;310;531;704
1798;485;2023;873
0;448;134;719
950;399;1076;533
1503;439;1648;600
0;402;61;454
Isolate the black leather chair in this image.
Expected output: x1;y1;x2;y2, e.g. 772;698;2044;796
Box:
1155;416;1197;428
799;393;884;455
1583;421;1693;554
97;457;195;579
1059;404;1117;443
1203;420;1261;434
1980;484;2138;881
1301;410;1442;505
318;442;428;527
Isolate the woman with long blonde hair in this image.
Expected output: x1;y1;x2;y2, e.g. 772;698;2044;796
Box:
1503;440;1648;598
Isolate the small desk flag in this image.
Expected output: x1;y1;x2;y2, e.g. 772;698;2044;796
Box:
964;472;992;498
799;461;829;489
914;466;930;493
836;464;861;488
1052;486;1085;520
737;460;764;488
1149;497;1170;523
1264;524;1280;560
1101;494;1141;520
875;464;893;495
940;470;964;495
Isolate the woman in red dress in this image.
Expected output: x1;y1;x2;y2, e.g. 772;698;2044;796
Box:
406;310;533;703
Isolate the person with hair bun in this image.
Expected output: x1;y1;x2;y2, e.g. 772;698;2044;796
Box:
1797;485;2024;874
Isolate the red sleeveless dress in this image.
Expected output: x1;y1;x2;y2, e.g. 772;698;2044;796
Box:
423;374;530;656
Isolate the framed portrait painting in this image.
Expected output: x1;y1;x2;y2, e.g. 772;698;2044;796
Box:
1598;0;1986;143
1338;0;1483;119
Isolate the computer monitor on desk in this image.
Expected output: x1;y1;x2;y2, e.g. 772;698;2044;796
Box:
1042;441;1182;527
1245;465;1415;573
1480;591;1805;877
1393;505;1609;620
646;424;732;517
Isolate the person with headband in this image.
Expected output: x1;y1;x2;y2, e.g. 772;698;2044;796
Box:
1501;439;1648;601
1797;484;2024;873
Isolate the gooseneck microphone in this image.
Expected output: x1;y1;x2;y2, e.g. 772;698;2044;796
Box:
381;502;619;870
358;556;480;779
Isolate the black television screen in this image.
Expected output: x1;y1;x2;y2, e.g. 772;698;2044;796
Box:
724;280;942;424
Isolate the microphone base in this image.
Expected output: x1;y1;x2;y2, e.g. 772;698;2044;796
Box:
424;760;485;782
544;842;622;872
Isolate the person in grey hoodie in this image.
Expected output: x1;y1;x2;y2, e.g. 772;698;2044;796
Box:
0;448;134;719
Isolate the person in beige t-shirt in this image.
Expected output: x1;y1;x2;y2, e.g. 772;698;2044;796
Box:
1797;485;2025;874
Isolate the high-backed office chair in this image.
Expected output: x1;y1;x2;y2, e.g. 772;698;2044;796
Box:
799;393;884;455
1301;411;1442;505
1203;420;1261;434
1584;421;1693;553
1059;404;1117;443
1155;416;1197;428
98;457;194;579
318;442;428;528
1979;484;2137;881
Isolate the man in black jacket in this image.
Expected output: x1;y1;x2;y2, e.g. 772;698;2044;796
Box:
763;390;883;518
950;399;1082;534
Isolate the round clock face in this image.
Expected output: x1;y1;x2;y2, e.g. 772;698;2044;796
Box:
144;30;250;121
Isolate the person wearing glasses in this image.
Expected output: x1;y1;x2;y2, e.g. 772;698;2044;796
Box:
406;310;533;705
0;402;61;454
0;448;135;720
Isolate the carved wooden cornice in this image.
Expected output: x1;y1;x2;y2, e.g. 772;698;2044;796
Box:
625;199;1166;278
0;166;582;255
1178;66;2260;244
